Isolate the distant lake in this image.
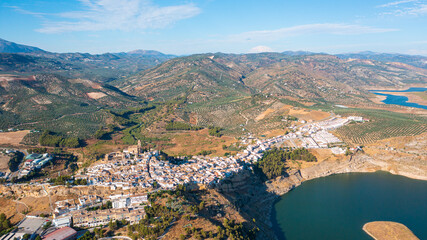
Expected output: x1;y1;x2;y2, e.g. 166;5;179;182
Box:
272;172;427;240
369;88;427;110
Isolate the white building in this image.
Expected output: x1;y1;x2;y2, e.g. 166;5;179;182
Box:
112;198;130;209
53;216;72;228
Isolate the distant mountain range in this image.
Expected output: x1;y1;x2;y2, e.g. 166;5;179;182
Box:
121;52;427;105
0;38;46;53
0;38;174;56
1;38;426;136
336;51;427;69
0;38;176;82
1;38;426;105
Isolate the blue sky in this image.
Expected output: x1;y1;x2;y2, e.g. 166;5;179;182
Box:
1;0;426;55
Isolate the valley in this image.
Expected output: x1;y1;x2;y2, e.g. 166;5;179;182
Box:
0;38;426;240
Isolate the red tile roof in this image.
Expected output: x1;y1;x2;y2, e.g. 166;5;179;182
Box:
43;227;77;240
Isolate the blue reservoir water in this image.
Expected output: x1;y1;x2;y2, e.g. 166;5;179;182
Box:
273;172;427;240
369;88;427;110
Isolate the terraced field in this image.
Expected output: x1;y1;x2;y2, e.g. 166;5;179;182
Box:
334;108;427;145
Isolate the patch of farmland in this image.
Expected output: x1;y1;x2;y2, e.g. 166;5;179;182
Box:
334;108;427;145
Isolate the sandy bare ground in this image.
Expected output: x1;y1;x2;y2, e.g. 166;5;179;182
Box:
162;129;237;156
0;130;30;146
0;74;35;82
370;95;387;105
255;108;276;121
288;108;330;121
262;129;289;138
0;154;10;172
87;92;107;99
255;104;293;121
363;221;419;240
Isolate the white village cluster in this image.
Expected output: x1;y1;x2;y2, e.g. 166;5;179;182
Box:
82;115;364;191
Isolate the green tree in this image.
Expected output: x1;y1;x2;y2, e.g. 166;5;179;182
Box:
109;219;118;231
208;127;223;137
0;213;11;232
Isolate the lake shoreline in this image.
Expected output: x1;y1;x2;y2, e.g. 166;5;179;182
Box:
363;221;420;240
374;91;427;107
368;87;427;110
263;154;427;240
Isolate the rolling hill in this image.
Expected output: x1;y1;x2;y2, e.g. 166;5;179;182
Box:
0;73;141;137
120;54;253;103
1;39;426;137
121;52;427;104
0;38;46;54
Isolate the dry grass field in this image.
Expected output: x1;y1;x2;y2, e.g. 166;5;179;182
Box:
285;148;345;170
255;104;294;121
162;129;237;156
255;108;276;121
288;108;330;121
0;154;10;172
262;129;289;138
0;130;30;146
0;196;49;224
363;221;420;240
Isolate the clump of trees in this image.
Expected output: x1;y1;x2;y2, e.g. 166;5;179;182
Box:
94;124;116;140
0;213;12;236
78;228;105;240
165;121;202;131
286;115;298;121
216;219;258;240
49;175;87;186
256;148;287;179
208;127;223;137
256;147;317;179
127;203;178;240
39;130;82;148
107;105;155;127
289;148;317;162
86;201;112;211
8;151;24;172
109;219;128;231
197;150;213;156
182;227;215;239
28;148;47;154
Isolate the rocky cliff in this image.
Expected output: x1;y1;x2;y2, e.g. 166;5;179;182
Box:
218;149;426;240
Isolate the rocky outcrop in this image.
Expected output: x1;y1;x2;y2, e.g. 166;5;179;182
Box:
216;170;252;193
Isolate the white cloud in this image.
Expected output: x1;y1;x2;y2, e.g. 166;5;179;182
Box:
379;0;427;16
228;23;397;42
249;46;274;53
33;0;201;33
377;0;417;8
405;3;427;14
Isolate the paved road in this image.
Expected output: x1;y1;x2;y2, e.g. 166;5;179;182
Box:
99;236;132;240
